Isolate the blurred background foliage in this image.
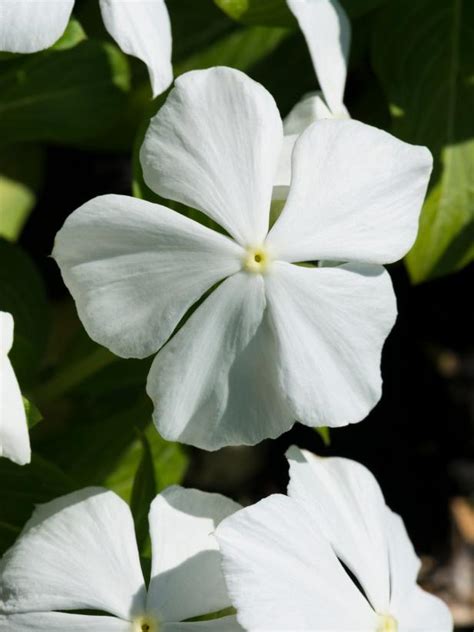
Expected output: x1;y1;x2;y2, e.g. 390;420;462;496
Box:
0;0;472;626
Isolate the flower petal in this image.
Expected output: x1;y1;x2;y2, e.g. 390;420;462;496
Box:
396;586;453;632
0;1;74;53
216;494;377;630
284;92;350;135
147;486;240;622
0;488;145;620
99;0;172;97
265;261;397;428
53;194;243;359
286;447;391;613
0;613;129;631
287;0;350;114
163;616;242;631
1;313;30;466
148;271;294;450
140;67;283;246
267;119;433;264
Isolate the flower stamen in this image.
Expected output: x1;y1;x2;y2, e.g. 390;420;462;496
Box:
377;613;398;632
243;245;272;274
133;615;159;632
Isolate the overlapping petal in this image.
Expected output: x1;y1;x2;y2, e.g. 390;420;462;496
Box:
287;0;350;114
99;0;173;97
147;272;294;450
0;488;145;620
395;586;454;632
267;119;433;264
0;613;129;631
53;194;243;359
0;313;30;466
264;262;396;428
140;67;283;246
147;486;240;622
0;1;74;53
286;447;391;612
216;494;378;630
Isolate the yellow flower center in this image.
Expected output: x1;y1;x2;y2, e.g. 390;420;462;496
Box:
132;615;159;632
377;614;398;632
243;245;272;274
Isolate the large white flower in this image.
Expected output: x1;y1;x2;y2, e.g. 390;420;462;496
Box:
0;0;172;97
53;66;432;451
216;446;454;631
0;311;30;466
0;485;242;631
275;0;351;198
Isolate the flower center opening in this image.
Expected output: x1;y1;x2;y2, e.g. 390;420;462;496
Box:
243;245;272;274
377;614;398;632
132;615;159;632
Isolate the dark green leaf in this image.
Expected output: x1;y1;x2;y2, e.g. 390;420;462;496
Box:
214;0;295;27
372;0;474;282
52;18;86;50
23;397;43;429
130;432;157;552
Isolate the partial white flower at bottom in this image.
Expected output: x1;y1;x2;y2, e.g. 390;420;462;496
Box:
0;486;242;631
216;447;453;631
0;312;30;466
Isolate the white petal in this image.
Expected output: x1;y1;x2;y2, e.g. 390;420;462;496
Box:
53;194;243;359
0;1;74;53
396;586;453;632
286;447;391;613
99;0;172;97
0;613;129;631
216;494;377;630
0;313;30;466
287;0;350;114
147;486;240;622
163;616;242;631
267;119;433;264
140;67;283;246
284;92;349;136
264;261;396;428
0;488;145;620
148;271;294;450
273;134;298;201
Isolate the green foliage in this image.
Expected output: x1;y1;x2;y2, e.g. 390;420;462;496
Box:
0;38;130;146
214;0;296;27
23;397;43;429
130;432;157;552
0;239;49;386
373;0;474;282
0;143;44;241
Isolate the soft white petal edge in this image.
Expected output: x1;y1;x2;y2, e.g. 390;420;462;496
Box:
396;586;453;632
148;271;295;450
0;612;130;631
286;447;392;612
0;488;145;619
53;194;243;359
0;313;30;466
287;0;351;114
0;1;74;53
267;119;433;264
216;494;378;630
147;486;241;622
264;261;397;428
140;67;283;246
99;0;173;97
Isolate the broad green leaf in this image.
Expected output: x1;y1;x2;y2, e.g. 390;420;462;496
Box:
130;432;157;551
0;143;44;241
372;0;474;282
0;239;49;386
0;455;74;554
0;40;130;146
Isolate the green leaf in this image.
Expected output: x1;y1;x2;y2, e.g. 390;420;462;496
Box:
0;40;130;146
214;0;296;27
0;455;74;554
130;432;157;552
52;18;86;50
372;0;474;282
315;426;331;447
0;143;44;241
0;239;49;386
23;397;43;429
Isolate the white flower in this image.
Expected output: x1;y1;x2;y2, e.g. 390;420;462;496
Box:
0;0;172;97
216;446;454;631
275;0;351;198
0;485;242;631
0;312;30;466
53;66;432;451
